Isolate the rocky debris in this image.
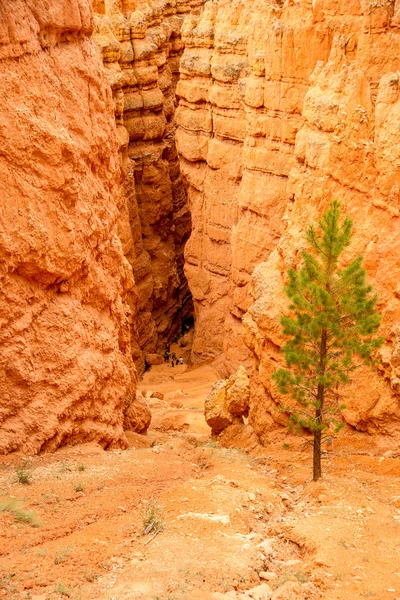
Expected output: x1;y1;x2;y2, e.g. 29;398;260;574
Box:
211;580;307;600
177;512;231;525
123;393;151;434
145;354;163;366
205;367;250;435
146;391;165;400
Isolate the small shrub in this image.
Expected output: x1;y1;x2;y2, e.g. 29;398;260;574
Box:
16;466;32;485
77;464;86;472
0;498;40;527
142;499;164;534
55;581;71;596
54;546;73;565
74;483;84;493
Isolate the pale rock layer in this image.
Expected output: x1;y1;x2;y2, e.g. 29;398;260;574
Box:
0;0;148;453
92;0;204;368
177;0;400;434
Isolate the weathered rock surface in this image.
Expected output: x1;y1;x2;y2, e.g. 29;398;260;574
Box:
92;0;204;368
0;0;146;453
177;0;400;435
124;392;151;433
205;366;250;434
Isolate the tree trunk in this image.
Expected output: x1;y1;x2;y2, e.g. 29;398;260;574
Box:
314;328;327;481
313;412;322;481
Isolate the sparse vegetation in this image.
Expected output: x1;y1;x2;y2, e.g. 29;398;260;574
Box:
77;464;86;472
0;498;40;527
142;499;164;534
55;581;71;596
16;464;32;485
74;483;84;493
192;439;217;448
54;546;73;565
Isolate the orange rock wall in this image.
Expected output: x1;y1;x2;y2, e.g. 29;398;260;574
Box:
176;0;302;368
0;0;142;453
177;0;400;433
92;0;204;367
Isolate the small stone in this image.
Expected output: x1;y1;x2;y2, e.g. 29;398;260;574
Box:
259;572;277;581
272;581;301;600
22;580;34;590
315;558;331;567
248;583;272;599
282;559;302;567
257;539;274;556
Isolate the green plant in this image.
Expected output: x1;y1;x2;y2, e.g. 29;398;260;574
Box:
83;570;99;582
54;546;73;565
16;465;32;485
283;443;290;450
74;483;84;493
142;499;164;534
272;201;383;481
0;499;40;527
77;464;86;472
55;581;71;596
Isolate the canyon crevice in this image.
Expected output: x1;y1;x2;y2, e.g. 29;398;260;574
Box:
92;0;204;369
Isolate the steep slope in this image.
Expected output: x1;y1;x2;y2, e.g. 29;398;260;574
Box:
176;0;400;432
0;0;147;453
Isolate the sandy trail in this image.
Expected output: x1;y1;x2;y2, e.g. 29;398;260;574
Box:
1;346;400;600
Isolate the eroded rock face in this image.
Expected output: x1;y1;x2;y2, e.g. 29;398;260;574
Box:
178;0;400;435
0;0;146;453
176;0;302;368
92;0;204;368
204;366;250;435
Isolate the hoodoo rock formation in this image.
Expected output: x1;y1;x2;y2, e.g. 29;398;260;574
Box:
0;0;149;453
176;0;400;435
92;0;204;367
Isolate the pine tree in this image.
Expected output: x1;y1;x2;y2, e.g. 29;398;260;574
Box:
272;201;383;481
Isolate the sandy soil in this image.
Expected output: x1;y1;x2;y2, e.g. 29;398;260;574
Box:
1;341;400;600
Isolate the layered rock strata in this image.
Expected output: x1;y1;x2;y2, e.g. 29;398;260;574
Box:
92;0;204;366
0;0;148;453
177;0;400;433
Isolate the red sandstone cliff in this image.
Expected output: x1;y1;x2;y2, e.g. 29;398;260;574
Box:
92;0;204;367
0;0;149;454
176;0;400;433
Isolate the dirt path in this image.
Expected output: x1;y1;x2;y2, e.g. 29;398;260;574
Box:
1;348;400;600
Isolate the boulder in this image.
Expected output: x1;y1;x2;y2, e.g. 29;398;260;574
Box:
124;392;151;434
226;365;250;417
204;380;234;435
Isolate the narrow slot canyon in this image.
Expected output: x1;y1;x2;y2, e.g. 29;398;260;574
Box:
1;0;400;598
